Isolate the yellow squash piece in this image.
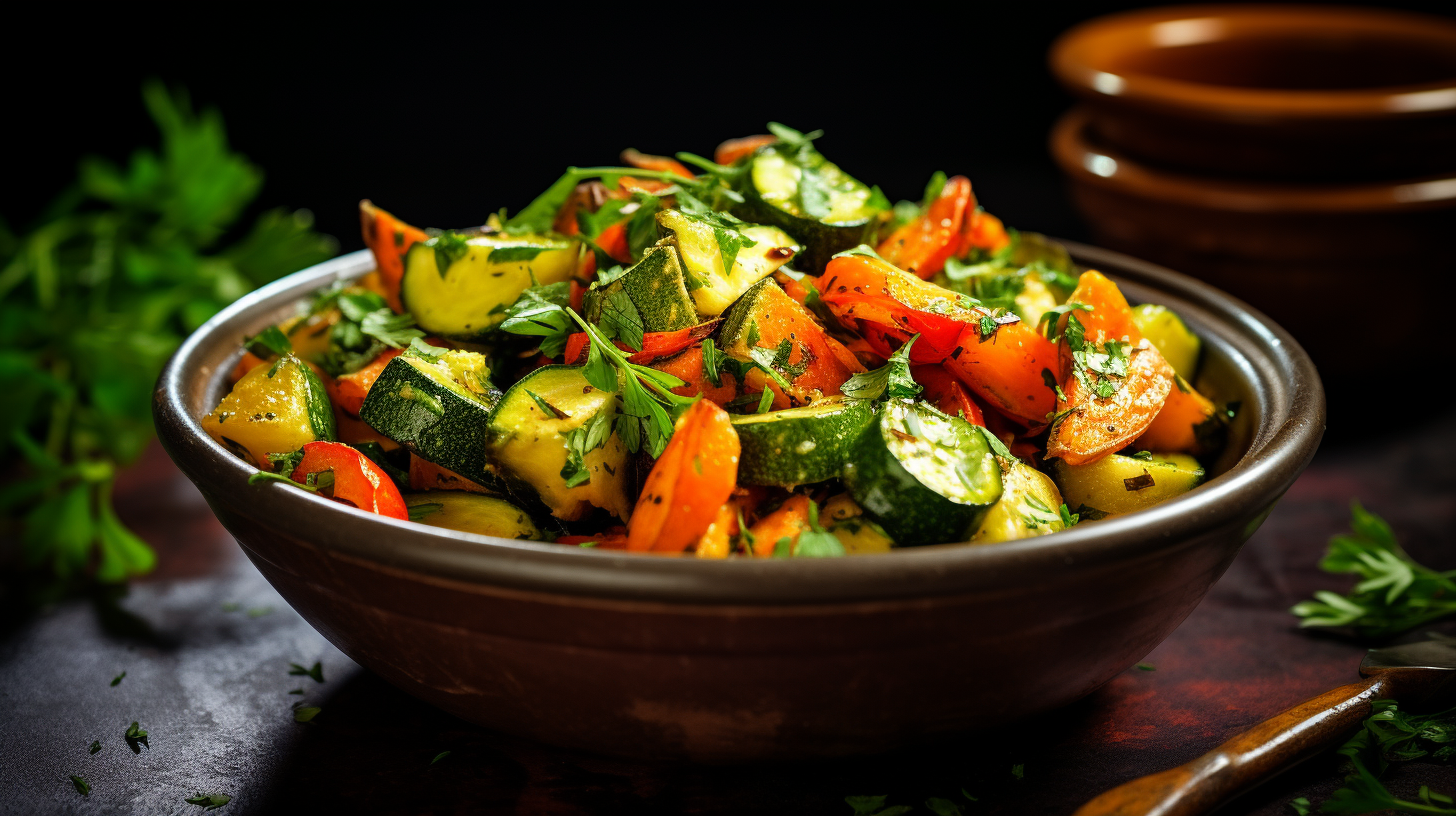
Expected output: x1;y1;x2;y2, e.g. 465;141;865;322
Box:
1052;452;1204;517
405;492;540;540
1130;303;1201;381
971;460;1069;544
202;355;335;466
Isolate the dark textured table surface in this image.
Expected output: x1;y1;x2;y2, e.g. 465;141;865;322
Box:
2;417;1454;815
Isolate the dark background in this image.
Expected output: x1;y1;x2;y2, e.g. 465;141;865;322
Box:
6;1;1453;254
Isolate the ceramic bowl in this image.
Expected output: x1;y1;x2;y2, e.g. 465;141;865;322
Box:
153;246;1323;762
1050;5;1456;180
1050;106;1456;397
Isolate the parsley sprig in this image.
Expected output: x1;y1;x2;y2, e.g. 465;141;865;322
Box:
1;82;335;587
498;281;573;357
565;309;697;458
841;335;922;401
1038;307;1127;400
1291;502;1456;638
312;287;424;376
1290;699;1455;815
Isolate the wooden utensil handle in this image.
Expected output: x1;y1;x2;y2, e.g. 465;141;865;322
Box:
1072;675;1391;816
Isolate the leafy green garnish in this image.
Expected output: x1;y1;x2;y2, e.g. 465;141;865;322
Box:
425;230;471;277
1293;699;1456;814
70;775;90;796
88;740;101;755
407;503;442;523
1;83;335;586
1290;502;1456;638
430;750;452;766
243;325;293;359
566;308;696;458
831;244;888;263
289;661;325;683
595;290;646;352
317;290;424;376
293;706;321;723
560;408;614;488
1041;311;1129;400
184;793;232;810
498;280;575;359
841;335;922;401
111;671;126;687
794;500;846;558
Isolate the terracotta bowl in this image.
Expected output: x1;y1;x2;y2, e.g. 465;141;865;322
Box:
153;247;1323;762
1051;106;1456;398
1050;5;1456;180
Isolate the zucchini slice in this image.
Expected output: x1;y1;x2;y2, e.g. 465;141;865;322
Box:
842;399;1002;545
737;142;879;273
405;492;541;540
202;355;335;467
358;348;504;490
401;231;577;340
487;365;634;522
970;460;1069;544
656;208;799;317
583;245;696;333
1131;303;1201;381
730;396;874;486
1052;452;1205;518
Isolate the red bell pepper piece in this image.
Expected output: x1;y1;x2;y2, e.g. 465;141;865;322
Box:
289;441;408;520
562;320;720;365
876;176;974;279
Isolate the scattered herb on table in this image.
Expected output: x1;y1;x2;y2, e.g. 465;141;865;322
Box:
88;740;101;755
845;795;911;816
110;671;125;686
1290;502;1456;638
287;688;304;695
70;775;90;796
1136;663;1157;672
185;792;232;809
246;606;273;618
1291;699;1455;814
430;750;452;766
288;661;324;683
293;706;321;723
0;82;336;586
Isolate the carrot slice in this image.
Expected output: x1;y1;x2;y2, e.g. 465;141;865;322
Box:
651;346;739;406
958;208;1012;257
621;148;694;179
626;401;741;552
942;322;1061;425
359;201;428;313
736;282;864;409
876;176;973;279
912;364;986;426
1136;381;1217;453
328;348;403;417
745;495;812;558
714;134;776;166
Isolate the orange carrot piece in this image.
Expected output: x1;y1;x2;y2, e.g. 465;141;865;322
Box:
627;401;741;552
1136;381;1217;453
329;348;403;417
738;282;864;408
912;364;986;426
876;176;973;279
745;495;812;558
1048;341;1175;465
408;454;491;494
1065;270;1142;344
958;209;1012;257
714;134;776;166
695;501;740;559
621;148;694;179
359;200;428;313
943;322;1061;426
652;346;739;406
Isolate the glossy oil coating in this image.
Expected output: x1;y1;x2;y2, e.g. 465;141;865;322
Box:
153;245;1324;760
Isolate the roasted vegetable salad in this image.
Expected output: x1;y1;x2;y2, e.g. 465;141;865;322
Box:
206;124;1231;556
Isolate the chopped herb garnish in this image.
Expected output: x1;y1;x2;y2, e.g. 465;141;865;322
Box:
246;606;273;618
288;661;325;683
841;335;922;401
88;740;101;755
110;671;126;687
499;281;573;358
430;750;452;766
184;793;232;809
1136;663;1157;671
407;503;443;523
560;408;614;488
70;775;90;796
293;706;321;723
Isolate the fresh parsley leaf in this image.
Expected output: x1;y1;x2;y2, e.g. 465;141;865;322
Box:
110;671;126;687
430;750;452;766
406;337;447;360
293;706;321;723
1059;504;1080;528
1041;368;1066;402
1290;502;1456;637
921;171;948;209
289;661;325;683
244;325;292;358
596;290;645;352
1036;301;1094;341
88;740;101;755
795;500;846;558
1287;796;1312;815
846;796;889;815
748;343;796;392
71;775;90;796
407;503;443;522
184;793;232;809
425;231;471;276
487;246;546;263
766;122;823;148
832;244;887;263
925;798;963;816
1136;662;1156;671
560;408;614;488
841;335;922;401
975;425;1016;462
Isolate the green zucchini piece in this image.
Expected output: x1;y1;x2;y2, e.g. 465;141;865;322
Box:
737;142;879;273
583;245;696;333
1131;303;1201;381
656;208;799;317
842;399;1002;545
358;348;504;490
1052;452;1204;518
730;396;874;486
202;354;335;467
487;365;634;522
401;231;577;340
405;492;541;540
970;460;1069;544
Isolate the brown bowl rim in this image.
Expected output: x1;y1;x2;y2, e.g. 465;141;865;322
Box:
1051;106;1456;213
153;245;1324;607
1050;4;1456;121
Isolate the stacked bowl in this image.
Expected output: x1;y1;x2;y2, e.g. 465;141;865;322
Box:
1050;5;1456;412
